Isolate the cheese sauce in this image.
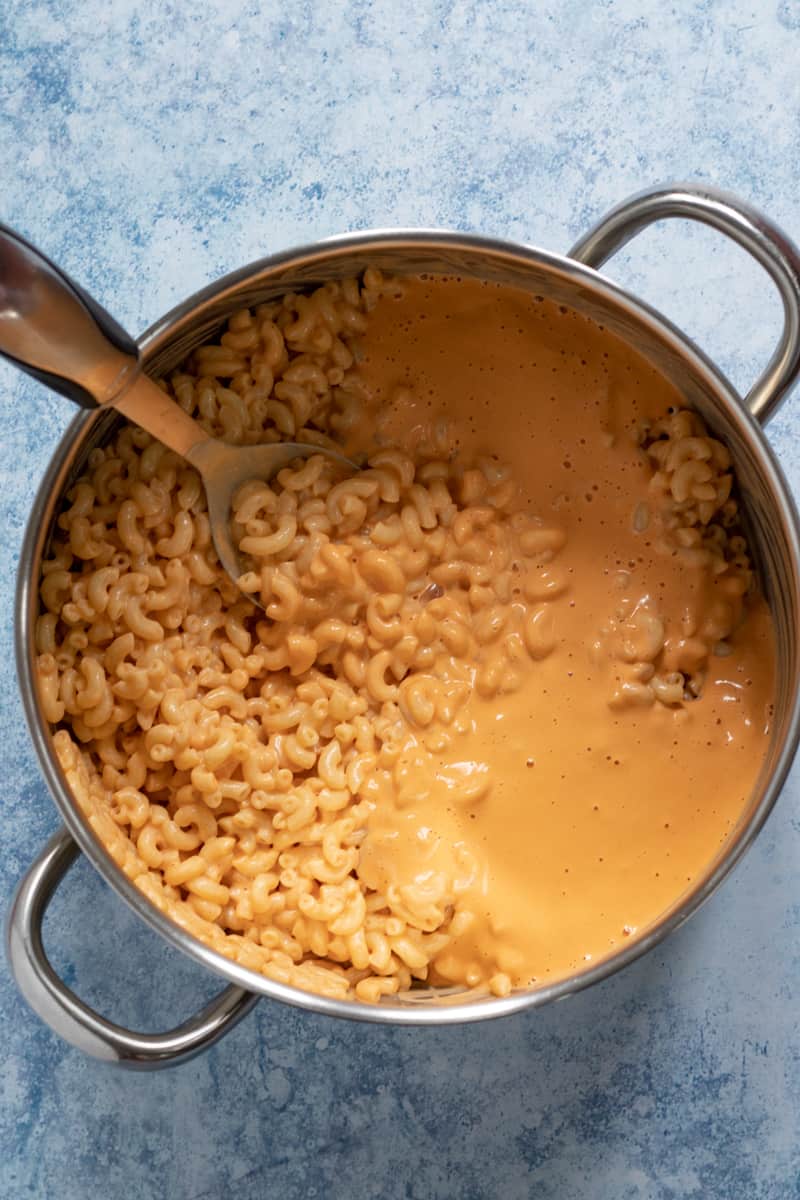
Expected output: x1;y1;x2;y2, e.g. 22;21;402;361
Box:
348;276;775;988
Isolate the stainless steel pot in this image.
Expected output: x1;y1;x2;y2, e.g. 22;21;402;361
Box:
7;184;800;1069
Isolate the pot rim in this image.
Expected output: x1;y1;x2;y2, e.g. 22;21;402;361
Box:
16;224;800;1025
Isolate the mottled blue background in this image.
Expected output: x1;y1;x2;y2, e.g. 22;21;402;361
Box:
2;2;800;1196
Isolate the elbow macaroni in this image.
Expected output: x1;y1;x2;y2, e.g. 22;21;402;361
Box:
34;270;757;1003
604;409;754;710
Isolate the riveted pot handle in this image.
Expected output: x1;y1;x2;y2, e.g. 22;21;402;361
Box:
568;183;800;425
5;827;259;1069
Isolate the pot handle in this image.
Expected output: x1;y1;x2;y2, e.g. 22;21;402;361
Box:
568;183;800;425
5;827;259;1069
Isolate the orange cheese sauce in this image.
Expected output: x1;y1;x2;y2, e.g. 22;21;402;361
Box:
347;275;775;988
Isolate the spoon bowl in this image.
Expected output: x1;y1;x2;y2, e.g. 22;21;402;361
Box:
189;437;356;591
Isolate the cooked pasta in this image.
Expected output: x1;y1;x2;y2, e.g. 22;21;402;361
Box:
34;269;769;1002
600;409;753;710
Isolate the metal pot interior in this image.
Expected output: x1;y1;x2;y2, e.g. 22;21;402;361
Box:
17;233;800;1023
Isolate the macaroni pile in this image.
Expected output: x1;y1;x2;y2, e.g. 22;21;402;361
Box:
35;271;569;1002
34;270;759;1001
602;409;753;710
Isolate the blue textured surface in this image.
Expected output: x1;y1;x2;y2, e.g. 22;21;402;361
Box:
2;3;800;1196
